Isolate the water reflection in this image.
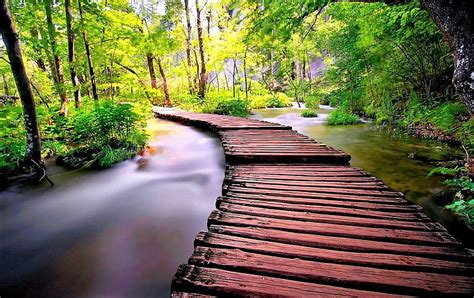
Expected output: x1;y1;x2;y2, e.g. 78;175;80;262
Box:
0;119;225;297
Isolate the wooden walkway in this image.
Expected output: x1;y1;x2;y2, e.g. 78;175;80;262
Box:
154;110;474;297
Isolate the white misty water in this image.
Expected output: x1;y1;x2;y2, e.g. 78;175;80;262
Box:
0;119;225;297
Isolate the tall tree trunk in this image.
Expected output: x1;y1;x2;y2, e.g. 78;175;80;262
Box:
156;56;171;107
232;56;237;98
78;0;98;101
206;8;211;35
146;53;158;89
195;0;207;99
65;0;81;108
243;48;248;100
184;0;194;94
420;0;474;114
44;0;68;115
0;0;42;167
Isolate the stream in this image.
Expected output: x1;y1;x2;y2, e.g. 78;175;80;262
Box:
0;119;225;297
0;106;470;297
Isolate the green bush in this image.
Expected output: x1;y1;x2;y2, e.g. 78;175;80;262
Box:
249;92;292;109
0;106;26;171
456;119;474;148
304;95;320;109
301;109;318;118
429;166;474;226
429;102;468;132
326;108;360;125
61;101;148;168
213;98;250;117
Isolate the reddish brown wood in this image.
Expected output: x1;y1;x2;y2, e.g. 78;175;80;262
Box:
195;232;473;275
226;186;407;204
153;110;474;296
225;192;421;212
208;210;456;246
172;265;400;297
189;246;474;295
208;225;470;260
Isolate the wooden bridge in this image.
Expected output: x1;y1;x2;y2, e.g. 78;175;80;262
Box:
154;110;474;297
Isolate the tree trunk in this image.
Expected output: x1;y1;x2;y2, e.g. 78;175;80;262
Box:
243;48;248;100
3;74;10;96
157;56;171;107
78;0;98;101
420;0;474;114
184;0;194;94
146;53;158;89
30;27;47;71
196;0;207;99
0;0;42;167
232;56;237;98
44;0;68;115
65;0;81;109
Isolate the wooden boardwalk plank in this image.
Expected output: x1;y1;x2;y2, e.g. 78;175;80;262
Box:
208;225;470;260
153;110;474;296
195;232;474;275
208;210;458;246
217;197;428;221
172;265;400;297
217;202;435;230
190;246;474;295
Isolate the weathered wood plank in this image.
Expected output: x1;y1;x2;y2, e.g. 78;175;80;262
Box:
190;247;474;295
217;202;434;230
172;264;400;297
216;197;427;221
195;232;474;275
225;192;422;211
226;185;407;204
208;210;456;246
208;225;471;260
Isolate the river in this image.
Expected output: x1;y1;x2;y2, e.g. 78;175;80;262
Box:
0;106;470;297
0;119;225;297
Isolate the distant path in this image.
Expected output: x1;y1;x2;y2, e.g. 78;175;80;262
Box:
154;110;474;296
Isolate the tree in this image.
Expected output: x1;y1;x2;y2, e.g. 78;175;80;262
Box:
44;0;68;115
65;0;81;108
183;0;195;94
0;0;42;168
243;0;474;114
195;0;207;98
78;0;98;101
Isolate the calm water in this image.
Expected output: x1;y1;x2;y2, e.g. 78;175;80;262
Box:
251;105;471;243
0;119;225;297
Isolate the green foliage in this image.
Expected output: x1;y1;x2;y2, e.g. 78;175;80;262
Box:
429;165;473;226
456;119;474;148
213;98;250;117
301;109;318;118
446;199;474;226
304;95;320;109
63;101;148;168
249;93;292;109
326;108;360;125
176;91;250;117
42;141;69;158
0;106;26;170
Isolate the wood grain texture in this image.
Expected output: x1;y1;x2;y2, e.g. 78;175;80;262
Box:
154;110;474;296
